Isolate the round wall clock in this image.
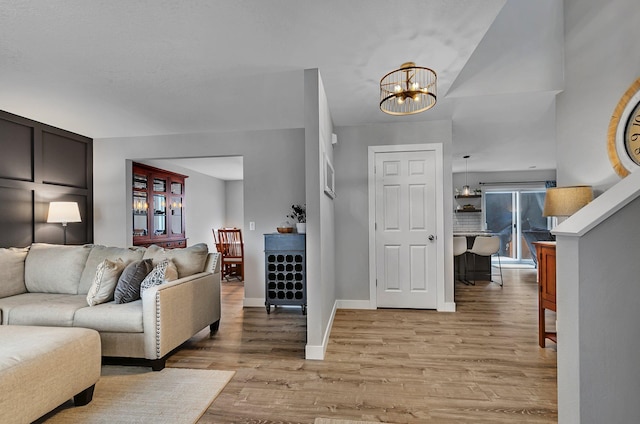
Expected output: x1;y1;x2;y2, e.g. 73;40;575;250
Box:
607;77;640;177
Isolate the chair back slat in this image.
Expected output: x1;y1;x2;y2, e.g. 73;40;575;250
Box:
218;228;244;258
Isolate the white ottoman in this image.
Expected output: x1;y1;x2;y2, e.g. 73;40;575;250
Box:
0;325;101;423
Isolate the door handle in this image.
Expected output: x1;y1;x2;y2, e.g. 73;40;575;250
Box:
428;235;436;241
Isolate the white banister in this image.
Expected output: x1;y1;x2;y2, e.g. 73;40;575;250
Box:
553;169;640;424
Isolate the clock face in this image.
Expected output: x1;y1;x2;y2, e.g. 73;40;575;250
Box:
624;101;640;166
607;77;640;177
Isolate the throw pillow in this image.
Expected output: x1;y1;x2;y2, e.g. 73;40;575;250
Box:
165;259;178;282
140;258;170;293
143;243;208;278
114;259;153;304
0;247;30;298
86;258;126;306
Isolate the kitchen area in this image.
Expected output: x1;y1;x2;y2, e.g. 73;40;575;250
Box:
452;166;556;285
453;188;493;283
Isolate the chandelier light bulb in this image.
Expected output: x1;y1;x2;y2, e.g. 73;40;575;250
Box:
394;85;402;93
397;97;405;105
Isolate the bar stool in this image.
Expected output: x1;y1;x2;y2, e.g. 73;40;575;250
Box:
453;236;472;285
468;236;503;286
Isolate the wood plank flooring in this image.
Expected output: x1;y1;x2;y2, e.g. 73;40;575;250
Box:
167;268;557;423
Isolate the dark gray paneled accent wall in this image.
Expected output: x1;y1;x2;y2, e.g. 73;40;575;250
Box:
0;110;93;247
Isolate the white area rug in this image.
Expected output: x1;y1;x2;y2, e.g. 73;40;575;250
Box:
37;366;234;424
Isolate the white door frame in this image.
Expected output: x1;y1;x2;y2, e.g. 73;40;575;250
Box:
368;144;446;311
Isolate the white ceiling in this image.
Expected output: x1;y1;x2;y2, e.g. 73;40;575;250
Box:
0;0;563;175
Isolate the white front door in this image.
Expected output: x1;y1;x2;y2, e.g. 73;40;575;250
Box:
375;150;438;308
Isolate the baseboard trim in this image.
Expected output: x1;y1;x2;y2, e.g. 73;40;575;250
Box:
305;300;337;360
336;299;375;310
243;297;265;308
438;301;456;312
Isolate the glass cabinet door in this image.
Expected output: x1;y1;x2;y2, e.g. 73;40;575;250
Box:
132;172;149;237
152;176;168;237
153;194;167;236
170;182;183;236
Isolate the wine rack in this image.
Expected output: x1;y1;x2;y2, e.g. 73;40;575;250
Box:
264;233;306;314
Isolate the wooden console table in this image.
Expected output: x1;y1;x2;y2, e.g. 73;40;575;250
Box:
534;241;556;347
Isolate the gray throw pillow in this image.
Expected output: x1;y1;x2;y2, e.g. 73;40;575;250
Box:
114;259;153;304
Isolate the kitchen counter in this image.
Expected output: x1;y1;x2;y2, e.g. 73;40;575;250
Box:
453;232;493;282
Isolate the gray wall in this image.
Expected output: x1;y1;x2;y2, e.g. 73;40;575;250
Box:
452;170;557;193
333;120;454;305
557;0;640;191
556;0;640;422
225;180;244;230
304;69;336;358
93;127;305;302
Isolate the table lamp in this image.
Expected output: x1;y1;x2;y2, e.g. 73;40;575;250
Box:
47;202;81;244
543;186;593;218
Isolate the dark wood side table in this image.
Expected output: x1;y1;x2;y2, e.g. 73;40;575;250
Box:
534;241;557;347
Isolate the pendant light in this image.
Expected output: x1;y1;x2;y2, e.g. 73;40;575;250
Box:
380;62;437;115
462;155;471;196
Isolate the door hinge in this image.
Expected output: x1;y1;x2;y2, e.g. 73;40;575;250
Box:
376;279;378;287
375;222;377;230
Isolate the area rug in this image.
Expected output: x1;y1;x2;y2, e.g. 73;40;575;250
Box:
315;419;394;424
37;366;235;424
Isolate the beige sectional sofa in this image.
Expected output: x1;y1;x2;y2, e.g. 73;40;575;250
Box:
0;242;221;370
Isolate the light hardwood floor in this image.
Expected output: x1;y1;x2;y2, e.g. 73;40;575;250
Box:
168;268;557;424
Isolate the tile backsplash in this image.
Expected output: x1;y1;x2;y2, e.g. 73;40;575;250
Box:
453;212;483;232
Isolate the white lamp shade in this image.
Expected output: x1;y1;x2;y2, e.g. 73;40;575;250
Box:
47;202;81;224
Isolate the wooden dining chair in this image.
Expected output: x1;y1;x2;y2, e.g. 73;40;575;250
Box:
216;228;244;281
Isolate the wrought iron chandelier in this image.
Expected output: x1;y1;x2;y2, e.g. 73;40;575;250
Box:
380;62;437;115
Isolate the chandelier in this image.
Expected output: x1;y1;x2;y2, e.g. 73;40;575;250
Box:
380;62;437;115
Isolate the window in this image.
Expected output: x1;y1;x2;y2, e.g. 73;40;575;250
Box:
484;188;550;264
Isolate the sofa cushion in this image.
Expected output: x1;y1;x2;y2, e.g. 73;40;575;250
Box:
4;294;88;326
86;258;126;306
143;243;209;278
114;259;153;304
73;299;143;333
25;244;92;294
0;293;69;325
78;245;146;294
0;247;29;298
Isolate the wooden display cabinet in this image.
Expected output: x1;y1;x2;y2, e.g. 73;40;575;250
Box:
132;163;187;248
534;241;556;347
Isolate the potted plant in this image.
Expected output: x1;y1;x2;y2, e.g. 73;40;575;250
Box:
287;204;306;234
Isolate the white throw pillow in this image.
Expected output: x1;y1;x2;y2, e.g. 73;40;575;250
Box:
140;258;173;293
86;258;126;306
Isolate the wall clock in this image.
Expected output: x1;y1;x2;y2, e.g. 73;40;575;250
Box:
607;77;640;177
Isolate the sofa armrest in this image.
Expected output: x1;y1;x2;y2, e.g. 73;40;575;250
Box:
204;252;221;274
140;269;221;360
